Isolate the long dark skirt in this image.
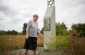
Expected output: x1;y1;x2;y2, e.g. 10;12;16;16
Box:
24;37;37;51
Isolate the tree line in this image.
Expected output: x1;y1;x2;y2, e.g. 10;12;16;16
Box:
0;30;19;35
22;23;85;37
0;23;85;37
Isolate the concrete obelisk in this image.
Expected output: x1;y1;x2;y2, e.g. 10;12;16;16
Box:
44;0;56;49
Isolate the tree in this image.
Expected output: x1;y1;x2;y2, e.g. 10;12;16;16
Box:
22;23;27;35
11;30;18;35
6;30;18;35
71;23;85;37
0;30;6;35
0;30;19;35
56;23;68;35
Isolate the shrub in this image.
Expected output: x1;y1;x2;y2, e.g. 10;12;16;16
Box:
48;35;69;50
64;28;85;55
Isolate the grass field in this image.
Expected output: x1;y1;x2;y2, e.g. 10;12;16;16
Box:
0;34;85;55
0;35;43;52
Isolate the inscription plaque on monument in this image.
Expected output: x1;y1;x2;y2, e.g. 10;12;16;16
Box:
44;18;51;31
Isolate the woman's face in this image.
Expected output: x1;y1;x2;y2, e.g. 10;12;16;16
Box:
33;16;38;22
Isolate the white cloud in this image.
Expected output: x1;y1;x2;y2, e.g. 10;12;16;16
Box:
0;11;12;22
55;0;85;29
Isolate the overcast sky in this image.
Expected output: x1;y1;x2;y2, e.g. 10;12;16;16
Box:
0;0;85;32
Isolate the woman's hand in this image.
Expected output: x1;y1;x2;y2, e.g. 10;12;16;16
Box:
26;35;28;39
38;32;43;38
26;32;29;39
40;34;43;38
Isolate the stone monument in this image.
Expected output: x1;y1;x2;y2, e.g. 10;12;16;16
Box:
44;0;56;49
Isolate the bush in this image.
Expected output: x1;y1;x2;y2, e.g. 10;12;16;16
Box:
64;29;85;55
48;35;69;50
56;23;68;35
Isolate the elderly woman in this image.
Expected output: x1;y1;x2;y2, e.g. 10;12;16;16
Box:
24;14;42;55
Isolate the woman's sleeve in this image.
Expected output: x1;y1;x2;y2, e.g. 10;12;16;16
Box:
37;28;40;33
37;23;40;33
26;20;31;32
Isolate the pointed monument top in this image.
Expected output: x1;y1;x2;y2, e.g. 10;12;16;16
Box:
47;0;55;7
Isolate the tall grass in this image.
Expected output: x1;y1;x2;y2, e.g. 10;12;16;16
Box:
0;35;25;52
0;35;43;52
